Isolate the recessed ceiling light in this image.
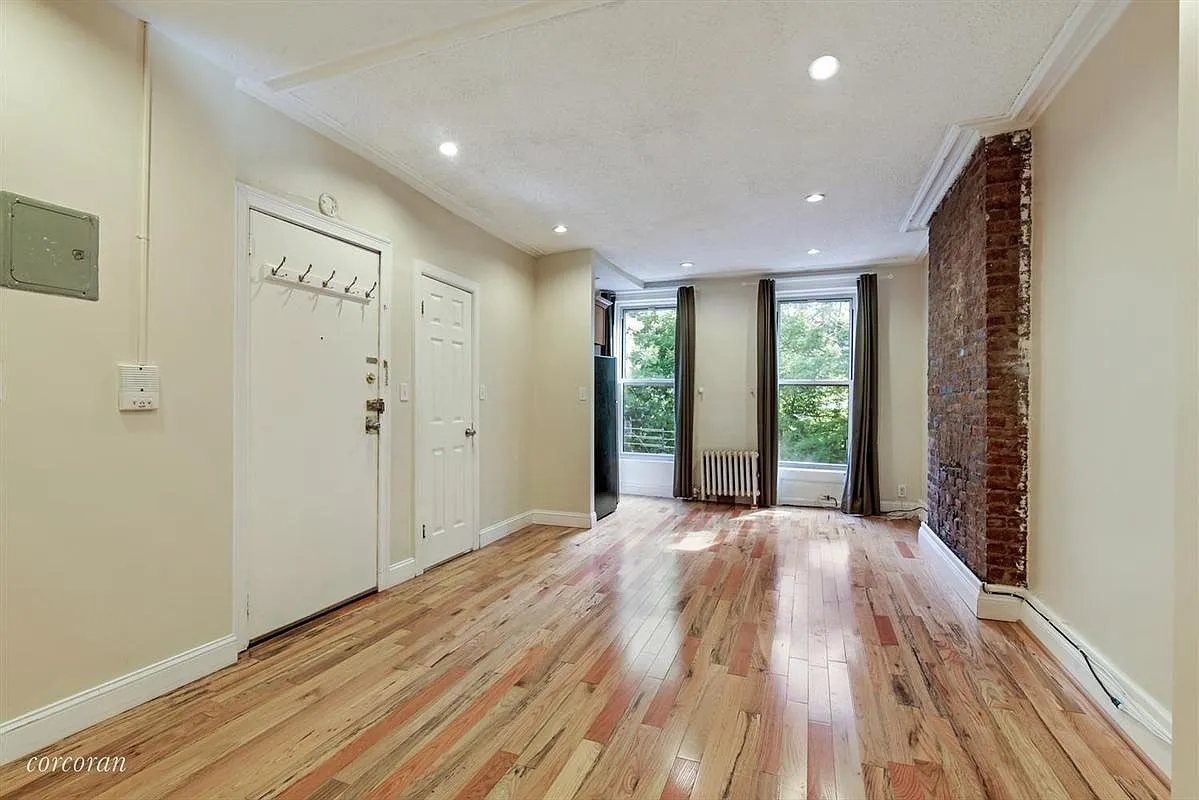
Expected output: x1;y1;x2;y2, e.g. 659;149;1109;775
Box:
808;55;840;81
438;141;459;157
553;224;568;234
680;261;694;268
807;248;821;255
805;193;825;203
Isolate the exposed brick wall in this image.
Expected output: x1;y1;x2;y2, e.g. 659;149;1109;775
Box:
927;130;1031;587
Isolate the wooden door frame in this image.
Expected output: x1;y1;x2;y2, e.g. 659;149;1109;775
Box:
233;184;394;651
413;260;482;572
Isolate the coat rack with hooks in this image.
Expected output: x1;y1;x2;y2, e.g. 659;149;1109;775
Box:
263;260;374;304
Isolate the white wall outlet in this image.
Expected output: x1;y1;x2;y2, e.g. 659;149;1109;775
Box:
480;384;487;401
118;363;160;411
578;386;588;401
897;484;908;499
398;382;410;402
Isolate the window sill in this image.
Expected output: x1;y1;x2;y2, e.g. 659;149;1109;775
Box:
780;464;846;478
620;453;675;463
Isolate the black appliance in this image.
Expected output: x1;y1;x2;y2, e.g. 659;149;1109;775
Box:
594;355;619;520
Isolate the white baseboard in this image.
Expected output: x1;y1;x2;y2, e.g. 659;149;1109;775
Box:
916;522;1171;773
380;557;419;589
479;512;535;547
1018;594;1172;775
478;509;591;550
529;509;592;529
977;585;1025;622
917;522;1021;621
0;634;238;765
880;499;928;519
619;482;672;498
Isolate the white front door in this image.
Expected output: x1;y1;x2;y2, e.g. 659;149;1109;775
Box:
247;209;380;640
417;274;477;567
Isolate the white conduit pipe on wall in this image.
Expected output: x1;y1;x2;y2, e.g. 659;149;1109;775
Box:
136;20;153;364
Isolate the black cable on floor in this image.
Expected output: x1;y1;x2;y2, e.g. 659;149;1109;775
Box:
980;584;1123;710
883;505;927;516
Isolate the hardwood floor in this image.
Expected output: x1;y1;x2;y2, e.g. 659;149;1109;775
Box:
1;498;1167;799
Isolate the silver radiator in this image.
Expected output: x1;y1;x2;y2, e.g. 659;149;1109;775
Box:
700;449;760;505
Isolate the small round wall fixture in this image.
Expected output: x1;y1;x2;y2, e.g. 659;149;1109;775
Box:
318;193;339;217
439;141;459;157
805;193;825;203
553;224;568;234
807;248;821;255
680;261;694;268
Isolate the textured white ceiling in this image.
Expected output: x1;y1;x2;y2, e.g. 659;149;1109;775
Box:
119;0;1080;281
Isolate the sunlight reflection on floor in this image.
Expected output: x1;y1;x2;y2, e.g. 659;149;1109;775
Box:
670;531;718;551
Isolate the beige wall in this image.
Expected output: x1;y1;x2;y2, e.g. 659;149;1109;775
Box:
1175;1;1199;795
877;262;929;505
0;0;545;724
694;279;757;454
0;0;235;718
1029;0;1177;722
669;263;928;505
529;250;595;515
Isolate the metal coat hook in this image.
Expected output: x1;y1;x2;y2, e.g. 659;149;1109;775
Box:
344;276;358;293
322;270;337;288
270;256;287;276
365;281;378;299
298;264;313;283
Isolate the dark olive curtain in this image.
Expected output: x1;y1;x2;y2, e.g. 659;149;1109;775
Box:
673;286;696;498
842;273;880;515
756;279;778;506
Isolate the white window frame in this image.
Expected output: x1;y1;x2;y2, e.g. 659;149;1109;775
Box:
614;294;677;460
776;290;857;471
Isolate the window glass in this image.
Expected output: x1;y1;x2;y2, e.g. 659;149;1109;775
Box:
622;385;676;455
777;298;853;466
778;300;851;381
620;307;677;455
779;385;850;464
622;308;677;380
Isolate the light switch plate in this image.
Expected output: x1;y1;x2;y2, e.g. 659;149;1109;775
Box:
399;382;410;402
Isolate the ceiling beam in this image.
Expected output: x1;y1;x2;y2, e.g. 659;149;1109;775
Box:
266;0;619;91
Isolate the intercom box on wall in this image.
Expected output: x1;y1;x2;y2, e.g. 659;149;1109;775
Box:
118;363;160;411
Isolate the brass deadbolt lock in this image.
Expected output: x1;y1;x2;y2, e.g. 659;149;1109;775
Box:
366;398;386;414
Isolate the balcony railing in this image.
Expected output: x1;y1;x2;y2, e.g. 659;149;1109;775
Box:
622;425;675;454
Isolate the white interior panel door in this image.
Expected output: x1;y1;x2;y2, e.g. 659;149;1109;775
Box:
418;274;476;567
247;209;380;640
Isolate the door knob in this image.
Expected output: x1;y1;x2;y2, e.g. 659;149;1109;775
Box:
465;427;477;437
365;417;381;434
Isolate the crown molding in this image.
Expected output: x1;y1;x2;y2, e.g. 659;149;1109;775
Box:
236;78;545;257
640;254;923;289
266;1;617;91
901;0;1129;232
899;126;982;235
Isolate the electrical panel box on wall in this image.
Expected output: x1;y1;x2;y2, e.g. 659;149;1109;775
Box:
0;191;99;300
118;363;160;411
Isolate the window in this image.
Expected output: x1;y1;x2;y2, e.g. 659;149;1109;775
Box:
777;297;853;466
620;306;676;455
